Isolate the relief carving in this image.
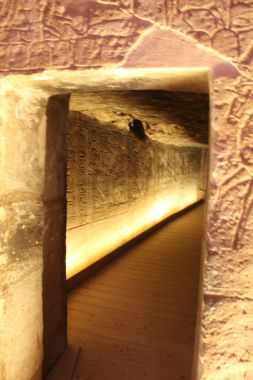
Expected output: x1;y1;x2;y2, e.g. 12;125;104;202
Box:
67;110;204;231
212;28;239;59
210;77;253;252
1;0;253;73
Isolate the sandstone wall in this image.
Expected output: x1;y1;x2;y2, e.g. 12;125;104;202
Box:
66;107;207;278
0;1;252;73
0;88;48;380
0;92;70;379
1;1;253;379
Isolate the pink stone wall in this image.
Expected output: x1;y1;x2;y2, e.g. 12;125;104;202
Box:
1;1;253;379
0;1;252;74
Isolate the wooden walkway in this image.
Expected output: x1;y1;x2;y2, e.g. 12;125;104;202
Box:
67;203;204;380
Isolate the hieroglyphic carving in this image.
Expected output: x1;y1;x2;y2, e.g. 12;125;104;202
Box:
1;1;253;72
209;78;253;254
209;75;253;253
1;0;253;72
0;0;252;77
133;0;167;25
0;0;151;73
66;110;204;231
200;73;253;379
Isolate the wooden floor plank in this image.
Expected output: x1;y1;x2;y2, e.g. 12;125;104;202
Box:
67;203;204;379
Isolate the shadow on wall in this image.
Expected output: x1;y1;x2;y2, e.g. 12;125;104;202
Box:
43;94;70;375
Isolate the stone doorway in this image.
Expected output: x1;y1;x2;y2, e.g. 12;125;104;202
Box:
44;84;209;377
1;68;211;380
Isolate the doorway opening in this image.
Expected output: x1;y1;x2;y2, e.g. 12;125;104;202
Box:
66;90;209;279
45;88;209;379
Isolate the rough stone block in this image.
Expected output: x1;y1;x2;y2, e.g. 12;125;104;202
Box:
134;0;167;25
100;36;132;64
238;30;253;61
89;19;135;37
0;46;9;70
212;28;239;59
52;41;73;68
0;263;43;380
177;0;215;8
88;3;151;36
73;38;100;67
11;9;29;27
48;2;88;36
95;0;131;7
182;8;218;34
0;28;20;44
26;9;43;23
200;296;253;379
19;0;44;10
20;25;41;42
9;43;29;69
30;41;51;69
0;87;48;193
231;3;253;30
89;4;128;26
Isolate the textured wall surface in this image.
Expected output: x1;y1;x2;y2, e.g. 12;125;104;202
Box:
0;87;48;380
0;91;70;380
69;90;209;146
0;0;252;73
1;0;253;379
66;91;207;276
67;126;202;227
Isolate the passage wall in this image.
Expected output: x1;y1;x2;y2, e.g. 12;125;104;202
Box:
66;91;208;278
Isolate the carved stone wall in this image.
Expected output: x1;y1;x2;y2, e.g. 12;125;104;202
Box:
66;101;207;276
0;1;252;73
67;119;203;228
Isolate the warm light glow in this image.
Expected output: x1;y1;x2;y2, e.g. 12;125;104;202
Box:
66;185;202;279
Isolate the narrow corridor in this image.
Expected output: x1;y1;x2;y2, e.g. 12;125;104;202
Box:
66;203;204;380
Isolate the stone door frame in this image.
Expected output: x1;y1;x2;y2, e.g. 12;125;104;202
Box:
1;67;215;379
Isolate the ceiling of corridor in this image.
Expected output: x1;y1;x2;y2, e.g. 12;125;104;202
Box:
70;90;209;148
